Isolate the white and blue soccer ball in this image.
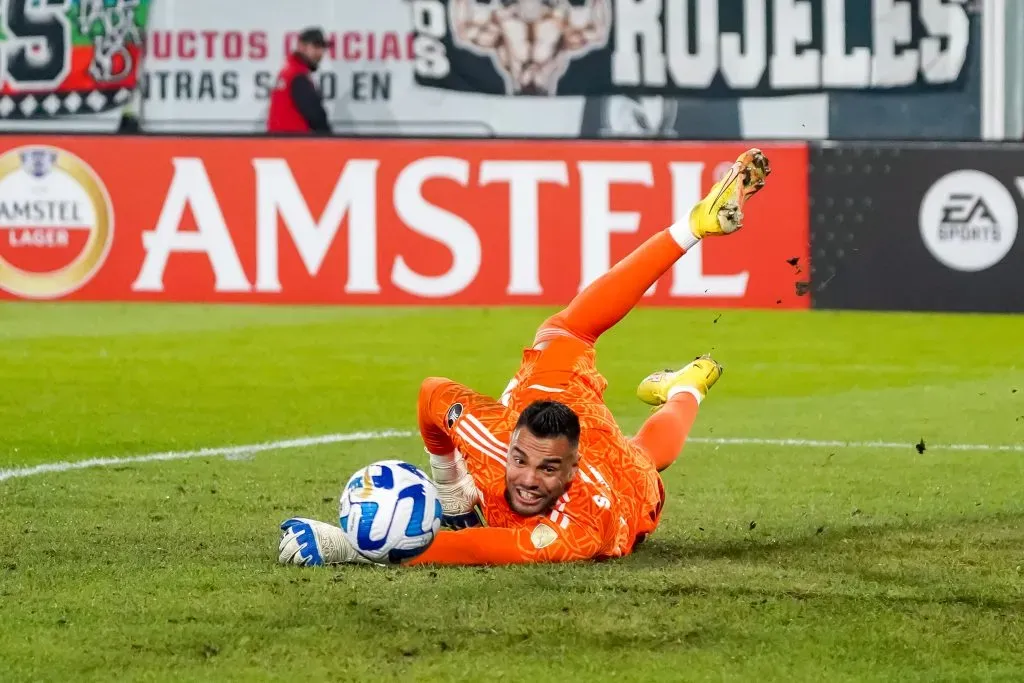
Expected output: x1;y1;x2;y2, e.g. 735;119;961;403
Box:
338;460;443;565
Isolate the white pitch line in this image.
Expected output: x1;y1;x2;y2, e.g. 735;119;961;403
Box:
689;437;1024;453
0;430;413;483
0;431;1021;484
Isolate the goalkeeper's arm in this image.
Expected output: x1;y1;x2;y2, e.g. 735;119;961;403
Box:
406;521;604;566
417;377;487;527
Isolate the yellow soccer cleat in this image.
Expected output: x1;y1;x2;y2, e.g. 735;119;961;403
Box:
689;148;771;239
636;355;724;406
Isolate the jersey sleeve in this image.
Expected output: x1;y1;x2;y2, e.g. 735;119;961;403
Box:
408;491;619;566
418;377;474;455
418;376;515;463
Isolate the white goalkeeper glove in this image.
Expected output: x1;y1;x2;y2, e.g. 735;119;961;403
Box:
429;449;485;529
278;517;376;566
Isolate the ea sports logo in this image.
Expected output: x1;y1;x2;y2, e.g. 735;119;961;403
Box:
0;145;114;299
918;169;1018;272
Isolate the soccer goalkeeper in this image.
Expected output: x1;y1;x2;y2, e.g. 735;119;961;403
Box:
279;149;770;566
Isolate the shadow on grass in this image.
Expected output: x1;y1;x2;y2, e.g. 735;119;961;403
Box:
630;511;1024;567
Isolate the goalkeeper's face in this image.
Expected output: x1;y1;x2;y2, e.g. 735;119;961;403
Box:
504;427;578;516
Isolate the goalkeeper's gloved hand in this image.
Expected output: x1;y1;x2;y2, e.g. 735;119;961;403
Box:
429;449;486;529
278;517;374;566
437;482;486;530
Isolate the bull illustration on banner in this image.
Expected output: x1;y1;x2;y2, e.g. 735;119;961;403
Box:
449;0;610;95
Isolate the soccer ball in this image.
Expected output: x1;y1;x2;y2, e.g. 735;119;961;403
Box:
338;460;443;565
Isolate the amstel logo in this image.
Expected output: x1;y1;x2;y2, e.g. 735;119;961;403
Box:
0;145;114;299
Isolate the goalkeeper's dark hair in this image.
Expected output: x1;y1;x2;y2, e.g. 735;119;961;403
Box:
516;400;580;449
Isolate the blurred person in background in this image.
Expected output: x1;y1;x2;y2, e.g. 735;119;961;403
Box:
267;27;332;134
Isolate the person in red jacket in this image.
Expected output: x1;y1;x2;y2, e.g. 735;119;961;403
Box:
266;27;332;134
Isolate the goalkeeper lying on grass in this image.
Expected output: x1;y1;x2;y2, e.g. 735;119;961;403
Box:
278;148;770;566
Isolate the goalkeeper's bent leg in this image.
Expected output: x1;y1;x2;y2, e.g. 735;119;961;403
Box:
631;391;701;472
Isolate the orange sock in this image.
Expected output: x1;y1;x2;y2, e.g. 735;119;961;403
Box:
537;229;687;345
631;392;700;471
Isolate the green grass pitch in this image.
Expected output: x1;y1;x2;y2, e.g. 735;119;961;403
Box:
1;302;1023;682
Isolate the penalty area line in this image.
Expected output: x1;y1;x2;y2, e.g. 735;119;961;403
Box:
1;431;1021;483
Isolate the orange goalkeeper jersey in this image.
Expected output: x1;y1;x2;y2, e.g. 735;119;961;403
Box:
410;336;666;566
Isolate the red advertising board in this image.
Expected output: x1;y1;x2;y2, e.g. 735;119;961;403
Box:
0;136;809;307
